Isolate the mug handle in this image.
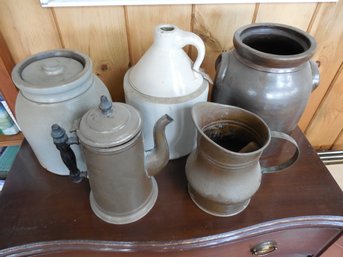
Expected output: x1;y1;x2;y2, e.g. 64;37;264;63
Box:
261;131;299;174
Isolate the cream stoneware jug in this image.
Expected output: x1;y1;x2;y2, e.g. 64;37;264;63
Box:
12;49;111;175
51;96;173;224
124;24;210;159
186;102;299;217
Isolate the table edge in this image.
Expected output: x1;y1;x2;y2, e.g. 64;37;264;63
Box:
1;215;342;256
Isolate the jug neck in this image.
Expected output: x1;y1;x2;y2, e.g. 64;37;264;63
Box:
153;25;181;49
152;24;205;72
127;24;208;98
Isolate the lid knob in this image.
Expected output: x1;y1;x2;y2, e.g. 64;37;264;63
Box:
42;59;64;75
77;100;141;148
99;95;112;115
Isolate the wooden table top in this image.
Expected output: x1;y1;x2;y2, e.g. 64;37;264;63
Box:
0;128;342;254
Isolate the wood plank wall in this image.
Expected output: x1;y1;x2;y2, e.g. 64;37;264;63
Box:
0;0;342;150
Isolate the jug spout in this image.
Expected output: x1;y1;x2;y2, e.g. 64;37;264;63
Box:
146;114;173;177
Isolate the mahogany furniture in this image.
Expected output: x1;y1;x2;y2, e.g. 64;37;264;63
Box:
0;128;342;256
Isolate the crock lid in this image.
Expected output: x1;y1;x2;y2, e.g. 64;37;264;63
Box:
77;96;141;148
21;57;83;86
11;49;93;103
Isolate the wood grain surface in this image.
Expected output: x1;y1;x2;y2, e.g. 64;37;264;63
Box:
306;63;343;149
254;3;317;30
53;6;130;101
125;5;192;64
0;0;61;62
192;4;255;79
299;1;343;138
0;1;342;149
332;130;343;150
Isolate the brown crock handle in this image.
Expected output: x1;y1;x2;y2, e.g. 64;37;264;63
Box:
214;52;230;85
261;131;299;174
310;60;320;91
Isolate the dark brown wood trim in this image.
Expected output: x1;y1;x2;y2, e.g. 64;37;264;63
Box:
0;215;342;256
0;32;18;114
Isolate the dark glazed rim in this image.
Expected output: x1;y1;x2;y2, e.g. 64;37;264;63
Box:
233;23;317;68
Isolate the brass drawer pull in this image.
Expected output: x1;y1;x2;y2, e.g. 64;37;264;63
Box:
251;240;278;256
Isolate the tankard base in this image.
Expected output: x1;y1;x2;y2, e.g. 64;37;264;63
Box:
90;178;158;224
188;184;250;217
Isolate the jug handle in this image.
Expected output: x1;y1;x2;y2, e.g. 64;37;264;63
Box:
176;30;205;72
51;124;86;183
214;52;230;86
261;131;299;174
310;60;320;91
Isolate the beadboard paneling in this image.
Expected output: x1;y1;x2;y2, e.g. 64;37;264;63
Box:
53;6;130;101
332;130;343;150
254;3;317;30
125;5;192;64
306;63;343;149
0;0;62;62
299;1;343;132
192;4;256;79
0;1;342;150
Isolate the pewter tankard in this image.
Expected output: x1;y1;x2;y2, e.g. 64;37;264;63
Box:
186;102;299;217
52;96;173;224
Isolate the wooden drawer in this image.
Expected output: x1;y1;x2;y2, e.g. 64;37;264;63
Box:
1;227;340;257
198;227;341;257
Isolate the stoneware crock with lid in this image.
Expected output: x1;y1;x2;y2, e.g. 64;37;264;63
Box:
12;49;111;175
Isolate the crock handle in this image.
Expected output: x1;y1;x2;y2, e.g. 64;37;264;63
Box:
261;131;299;174
214;52;230;86
310;60;320;91
51;124;85;183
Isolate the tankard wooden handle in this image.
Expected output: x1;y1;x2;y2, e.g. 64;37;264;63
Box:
51;124;84;183
250;240;278;256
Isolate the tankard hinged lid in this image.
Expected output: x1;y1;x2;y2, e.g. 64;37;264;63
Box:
77;96;142;148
